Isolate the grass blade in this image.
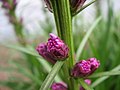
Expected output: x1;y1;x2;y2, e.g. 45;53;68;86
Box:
40;61;64;90
37;58;62;82
79;78;94;90
89;71;120;78
11;61;42;85
76;17;102;61
73;0;97;16
0;43;39;57
91;65;120;87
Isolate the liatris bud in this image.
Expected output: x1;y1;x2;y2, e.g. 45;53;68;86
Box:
71;60;91;77
0;0;17;10
51;82;67;90
36;43;56;64
44;0;52;12
71;58;100;78
36;33;69;64
87;58;100;74
80;79;91;90
47;33;69;60
70;0;86;13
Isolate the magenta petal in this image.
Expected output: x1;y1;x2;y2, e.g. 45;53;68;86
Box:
87;58;100;74
47;33;69;61
36;43;56;64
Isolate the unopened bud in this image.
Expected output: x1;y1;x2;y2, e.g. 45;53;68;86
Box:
36;33;69;64
51;82;67;90
71;58;100;78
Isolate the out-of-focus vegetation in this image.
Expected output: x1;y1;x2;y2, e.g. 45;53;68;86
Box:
0;0;120;90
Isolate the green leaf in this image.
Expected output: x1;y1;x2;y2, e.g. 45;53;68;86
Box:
11;61;42;85
0;43;62;82
89;71;120;78
37;58;62;82
73;0;97;16
78;78;94;90
91;65;120;87
0;43;39;57
0;81;32;90
40;61;64;90
76;16;102;61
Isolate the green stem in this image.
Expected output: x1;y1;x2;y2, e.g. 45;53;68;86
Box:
40;61;64;90
51;0;75;90
51;0;74;67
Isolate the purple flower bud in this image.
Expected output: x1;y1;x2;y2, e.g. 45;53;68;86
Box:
70;0;86;13
80;79;91;90
0;0;17;10
71;60;91;77
44;0;52;12
71;58;100;78
36;33;69;64
36;43;56;64
51;82;67;90
0;1;11;9
87;58;100;74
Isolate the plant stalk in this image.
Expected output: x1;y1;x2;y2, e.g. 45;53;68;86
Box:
51;0;75;89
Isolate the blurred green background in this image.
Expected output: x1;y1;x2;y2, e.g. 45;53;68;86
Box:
0;0;120;90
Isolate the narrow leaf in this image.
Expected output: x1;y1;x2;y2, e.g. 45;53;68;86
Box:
76;17;102;61
0;43;39;57
73;0;97;16
40;61;64;90
89;71;120;78
79;78;94;90
91;65;120;87
37;58;62;82
11;61;42;84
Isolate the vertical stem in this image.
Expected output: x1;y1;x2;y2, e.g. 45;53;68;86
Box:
51;0;74;67
51;0;75;89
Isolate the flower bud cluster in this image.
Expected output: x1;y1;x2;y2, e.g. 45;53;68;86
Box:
36;33;69;64
36;34;100;77
71;58;100;78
